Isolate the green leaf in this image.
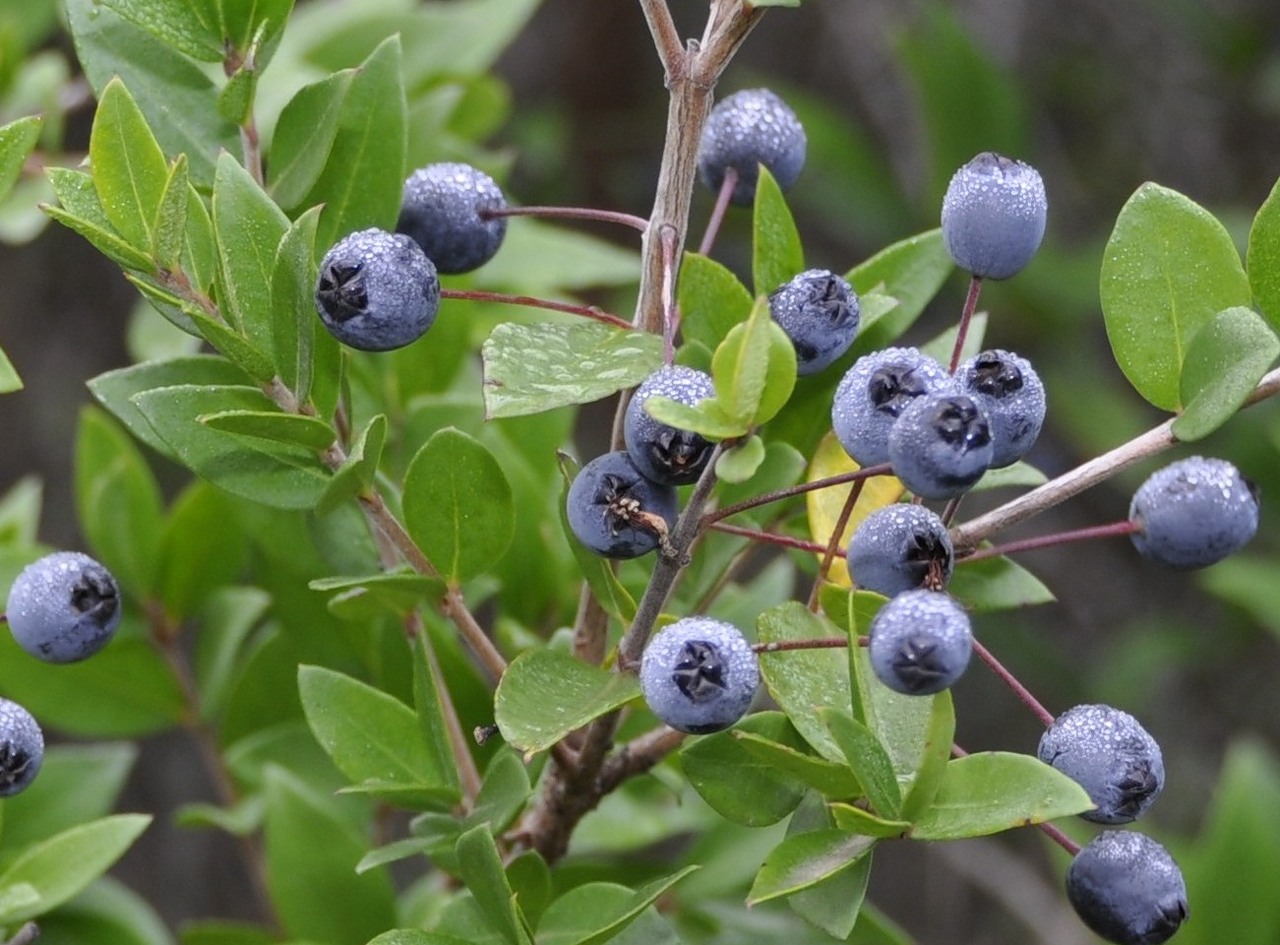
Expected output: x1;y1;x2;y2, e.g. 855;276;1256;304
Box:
154;481;251;621
898;689;955;822
317;414;387;516
947;554;1054;612
194;587;272;721
74;406;165;596
747;829;876;905
757;602;851;762
850;648;938;787
412;632;463;798
89;77;169;252
306;37;407;250
643;394;752;440
822;710;902;818
455;824;529;945
733;727;862;799
94;0;224;61
298;665;457;810
908;751;1093;840
0;814;151;924
217;65;256;124
263;766;397;944
753;165;805;295
678;252;754;352
129;384;330;509
43;168;155;272
367;933;475;945
1100;182;1253;411
1173;306;1280;441
269;69;355;211
34;875;174;945
270;205;324;404
537;869;697;945
0;116;42;204
827;803;910;839
848;229;953;353
0;348;21;395
310;571;445;622
712;296;797;428
151;154;189;270
1248;174;1280;331
680;713;810;827
494;648;641;754
715;434;765;484
481;321;663;419
199;409;336;451
403;428;514;584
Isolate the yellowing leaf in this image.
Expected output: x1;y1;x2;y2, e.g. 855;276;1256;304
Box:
805;432;903;586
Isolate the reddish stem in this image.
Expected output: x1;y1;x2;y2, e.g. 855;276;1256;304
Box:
705;462;894;525
958;520;1140;564
697;166;738;256
948;274;984;373
440;289;633;330
1037;821;1083;856
708;521;833;555
808;477;865;611
482;205;649;232
971;637;1055;727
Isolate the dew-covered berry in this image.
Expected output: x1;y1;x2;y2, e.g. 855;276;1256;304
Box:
847;504;954;598
831;347;951;467
1038;704;1164;824
941;152;1047;280
396;162;508;274
1066;831;1188;945
697;88;807;206
315;228;440;351
956;349;1046;468
640;616;759;734
887;391;994;500
624;366;716;486
565;451;678;559
6;551;122;663
768;269;861;375
1129;456;1259;569
868;590;972;695
0;698;43;796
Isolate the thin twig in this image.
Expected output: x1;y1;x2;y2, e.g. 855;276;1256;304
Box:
441;289;633;330
971;637;1055;728
958;520;1140;564
705;462;893;524
483;205;648;232
807;478;865;611
697;167;737;256
948;275;983;374
708;520;831;555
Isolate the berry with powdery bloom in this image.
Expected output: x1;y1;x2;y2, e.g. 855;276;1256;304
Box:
6;551;122;663
887;391;994;500
697;88;807;206
831;347;951;467
1129;456;1259;569
941;151;1047;280
956;348;1046;468
624;365;716;486
847;504;954;598
565;451;678;559
640;616;759;734
768;268;861;376
867;590;972;695
396;162;508;274
0;698;43;796
1066;830;1188;945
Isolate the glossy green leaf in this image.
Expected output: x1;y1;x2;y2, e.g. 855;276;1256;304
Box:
848;229;953;353
753;165;805;295
747;829;876;905
151;154;189;270
908;751;1093;840
0;116;42;204
678;252;754;352
94;0;224;60
733;727;862;799
1174;306;1280;441
712;296;797;427
822;710;902;818
643;393;752;440
898;689;955;822
368;933;475;945
481;321;663;419
947;554;1054;612
1248;174;1280;331
403;428;514;584
0;814;151;924
412;632;463;798
217;65;256;124
263;766;396;944
787;845;874;940
298;665;457;810
556;454;636;626
0;744;138;853
757;602;851;762
850;648;937;787
537;869;697;945
309;571;445;622
74;406;165;595
306;37;407;250
317;414;388;516
89;77;169;251
494;648;641;754
1101;182;1252;411
199;409;336;451
269;69;355;211
828;803;910;839
715;434;765;484
455;824;529;945
270;205;324;403
182;183;218;295
129;385;330;509
680;712;810;827
43;168;155;272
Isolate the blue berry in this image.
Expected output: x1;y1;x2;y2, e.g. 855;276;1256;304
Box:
315;228;440;351
956;349;1046;468
1038;704;1164;824
941;152;1047;280
697;88;807;206
867;590;972;695
0;698;42;796
847;504;954;598
396;162;508;274
566;451;678;559
1129;456;1259;569
1066;831;1188;945
887;392;994;500
6;551;122;663
831;347;951;467
640;616;759;734
768;269;861;375
624;366;716;486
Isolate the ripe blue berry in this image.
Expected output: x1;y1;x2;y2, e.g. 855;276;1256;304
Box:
941;152;1047;280
697;88;807;206
831;347;951;467
1038;704;1164;824
640;616;759;734
6;551;122;663
867;590;972;695
768;269;861;375
956;349;1046;468
847;504;954;598
1129;456;1259;569
887;391;994;500
624;366;716;486
396;162;508;274
566;451;678;559
0;698;42;796
1066;831;1188;945
315;228;440;351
